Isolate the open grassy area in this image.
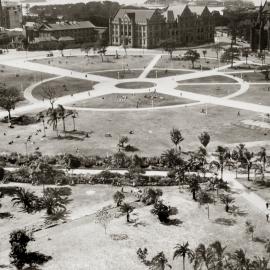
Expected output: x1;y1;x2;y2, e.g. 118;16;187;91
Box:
233;85;270;106
115;81;156;89
0;104;268;157
72;93;194;109
32;77;97;100
225;63;260;73
176;84;240;97
155;55;220;70
90;69;143;79
31;55;154;73
178;75;237;84
232;71;268;82
146;69;193;78
0;184;269;269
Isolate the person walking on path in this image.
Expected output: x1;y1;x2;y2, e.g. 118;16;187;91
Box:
267;213;269;222
266;202;269;209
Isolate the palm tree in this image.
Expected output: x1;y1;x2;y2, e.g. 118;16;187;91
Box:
251;256;268;270
71;110;78;131
242;150;254;181
173;242;194;270
230;249;251;270
120;203;133;223
36;112;46;137
258;147;267;172
150;252;171;270
42;188;71;215
57;105;72;134
170;128;184;151
215;146;230;180
162;148;180;168
219;193;235;213
210;241;227;270
188;175;200;201
193;243;215;270
231;149;240;178
113;191;125;207
47;108;59;137
198;132;210;149
12;188;39;213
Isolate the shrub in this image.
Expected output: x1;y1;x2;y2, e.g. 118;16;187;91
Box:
141;188;163;205
151;201;178;223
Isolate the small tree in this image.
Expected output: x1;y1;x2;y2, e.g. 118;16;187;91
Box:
245;221;255;241
220;46;240;68
0;84;23;122
198;132;210;148
242;48;249;64
42;86;57;109
212;42;223;60
219;193;235;213
113;191;125;207
120;203;134;223
81;42;92;57
95;208;113;234
183;49;200;69
118;136;129;149
202;50;207;61
170;128;184;151
151;200;177;223
160;39;177;59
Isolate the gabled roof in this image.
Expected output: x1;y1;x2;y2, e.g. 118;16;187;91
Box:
262;0;270;14
41;21;96;32
165;5;210;19
189;6;207;16
112;9;157;23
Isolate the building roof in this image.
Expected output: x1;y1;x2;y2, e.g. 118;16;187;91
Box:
41;21;96;32
112;9;157;23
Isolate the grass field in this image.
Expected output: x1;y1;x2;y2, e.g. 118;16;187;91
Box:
232;72;268;82
31;55;154;73
225;63;260;73
0;104;268;157
146;69;193;78
90;69;143;79
0;184;269;270
32;77;97;100
233;85;270;106
178;75;237;84
155;55;220;70
72;93;194;109
115;82;156;89
176;84;240;97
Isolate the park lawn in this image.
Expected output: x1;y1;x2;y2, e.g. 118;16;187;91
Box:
116;81;156;89
178;75;237;84
146;69;193;78
155;55;220;70
31;55;154;73
0;104;268;157
225;63;260;73
233;85;270;106
72;93;194;109
176;84;240;97
90;69;143;79
32;77;97;100
0;185;269;270
231;71;268;82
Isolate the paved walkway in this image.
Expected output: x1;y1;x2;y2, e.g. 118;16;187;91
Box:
138;54;162;79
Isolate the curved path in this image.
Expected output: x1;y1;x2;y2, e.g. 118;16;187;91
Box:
1;52;270;115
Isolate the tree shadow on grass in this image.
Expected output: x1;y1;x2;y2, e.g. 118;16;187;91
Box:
0;265;11;269
253;236;267;244
163;219;183;226
230;205;248;217
214;218;237;226
0;212;13;219
65;130;93;137
124;145;139;152
51;135;84;141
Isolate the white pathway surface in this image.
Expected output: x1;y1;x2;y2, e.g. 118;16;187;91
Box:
0;51;269;115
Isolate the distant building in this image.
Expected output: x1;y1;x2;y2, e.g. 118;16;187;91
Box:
0;0;23;29
109;5;215;49
25;21;107;45
250;1;270;52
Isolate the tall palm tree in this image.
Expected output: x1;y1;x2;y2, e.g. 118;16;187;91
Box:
258;147;267;172
162;148;180;168
173;242;194;270
215;146;230;180
170;128;184;151
47;108;59;137
57;105;72;134
210;241;227;270
188;175;200;201
12;188;39;213
193;243;215;270
150;252;171;270
71;110;78;131
242;150;254;181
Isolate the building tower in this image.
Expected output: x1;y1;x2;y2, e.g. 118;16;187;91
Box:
0;0;3;27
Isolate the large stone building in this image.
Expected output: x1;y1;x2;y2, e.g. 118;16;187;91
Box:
250;1;270;52
0;0;23;29
26;21;107;45
109;5;215;49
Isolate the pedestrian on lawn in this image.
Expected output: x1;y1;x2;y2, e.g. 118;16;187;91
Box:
267;213;269;222
266;202;269;209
